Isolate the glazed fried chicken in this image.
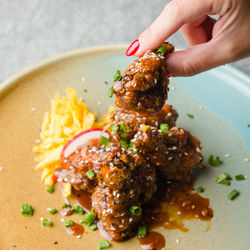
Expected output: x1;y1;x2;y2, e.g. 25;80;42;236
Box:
110;108;203;182
113;43;174;113
92;144;156;241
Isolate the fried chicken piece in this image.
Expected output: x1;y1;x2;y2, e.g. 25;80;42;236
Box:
110;104;178;141
55;145;99;193
92;143;156;241
133;125;203;182
113;43;174;113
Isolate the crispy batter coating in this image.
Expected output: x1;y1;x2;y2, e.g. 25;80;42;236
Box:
113;43;174;113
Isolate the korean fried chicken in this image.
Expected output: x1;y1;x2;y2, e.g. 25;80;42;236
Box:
113;43;174;113
56;43;204;241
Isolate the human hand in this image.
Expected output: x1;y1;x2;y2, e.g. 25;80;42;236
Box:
126;0;250;76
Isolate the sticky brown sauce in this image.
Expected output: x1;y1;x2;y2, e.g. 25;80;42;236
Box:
73;189;92;213
138;231;165;250
66;223;84;237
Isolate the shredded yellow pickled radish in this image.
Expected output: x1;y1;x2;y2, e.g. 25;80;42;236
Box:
33;88;113;194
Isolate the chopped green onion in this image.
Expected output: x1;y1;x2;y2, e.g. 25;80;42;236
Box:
99;136;109;146
208;155;221;166
49;208;58;215
46;187;54;193
20;204;34;216
89;224;97;231
235;174;246;181
215;173;229;184
119;121;128;138
64;220;74;227
71;205;84;215
108;87;114;98
130;206;142;216
106;141;113;147
196;187;204;193
227;189;239;200
112;124;119;133
160;123;169;133
187;113;194;119
42;218;53;227
137;225;147;237
62;203;68;208
157;45;166;56
98;239;111;249
113;70;121;81
128;141;134;148
220;179;231;186
119;140;128;148
90;206;95;214
86;169;95;180
80;213;96;226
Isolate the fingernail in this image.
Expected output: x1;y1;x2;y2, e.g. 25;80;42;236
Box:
126;39;140;56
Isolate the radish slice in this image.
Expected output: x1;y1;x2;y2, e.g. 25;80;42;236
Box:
62;128;109;158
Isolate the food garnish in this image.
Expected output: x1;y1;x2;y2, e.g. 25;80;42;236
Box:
64;220;75;227
108;87;114;98
41;218;53;227
71;205;84;215
187;113;194;119
20;204;34;216
113;70;121;81
137;225;147;237
215;173;231;185
208;155;221;166
46;187;54;193
86;170;95;180
130;206;142;216
49;208;58;215
98;239;111;249
235;174;246;181
196;187;204;193
80;213;96;226
227;189;239;200
160;123;169;133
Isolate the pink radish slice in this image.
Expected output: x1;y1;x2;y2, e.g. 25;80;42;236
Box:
62;128;109;158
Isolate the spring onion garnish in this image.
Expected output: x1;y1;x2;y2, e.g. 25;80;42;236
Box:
20;204;34;216
119;121;128;138
98;239;111;249
137;225;147;237
42;218;53;227
160;123;169;133
99;136;109;146
130;206;142;216
208;155;221;166
86;169;95;180
62;203;68;208
227;189;239;200
108;87;114;98
113;70;121;81
71;205;84;215
235;174;246;181
196;187;204;193
80;213;96;226
90;206;95;214
157;45;166;56
64;220;74;227
215;173;230;185
46;187;54;193
187;113;194;119
119;140;128;148
112;124;119;133
49;208;57;215
89;224;97;231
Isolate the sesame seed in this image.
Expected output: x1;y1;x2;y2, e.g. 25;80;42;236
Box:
225;154;230;158
60;218;64;222
176;239;180;244
199;106;203;110
82;77;86;82
0;166;3;171
129;218;133;223
76;235;82;239
171;85;176;90
244;158;249;162
97;102;101;106
31;107;36;111
35;139;41;143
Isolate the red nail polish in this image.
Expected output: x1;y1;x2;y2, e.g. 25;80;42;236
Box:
126;39;140;56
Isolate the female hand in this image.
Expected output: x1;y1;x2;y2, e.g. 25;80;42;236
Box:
126;0;250;76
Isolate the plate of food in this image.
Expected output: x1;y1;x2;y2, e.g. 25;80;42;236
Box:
0;44;249;250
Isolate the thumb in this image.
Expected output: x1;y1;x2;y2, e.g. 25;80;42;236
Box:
165;40;231;76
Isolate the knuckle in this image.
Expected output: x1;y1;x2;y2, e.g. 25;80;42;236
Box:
182;59;200;76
